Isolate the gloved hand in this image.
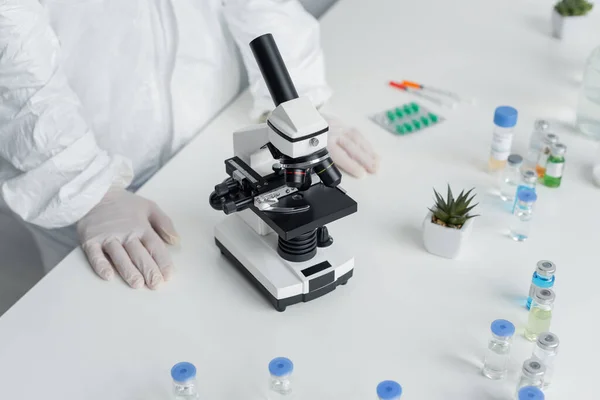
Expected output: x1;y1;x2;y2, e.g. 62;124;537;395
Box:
323;114;381;178
76;188;179;289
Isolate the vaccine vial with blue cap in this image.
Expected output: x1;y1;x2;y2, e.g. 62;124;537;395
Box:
490;106;519;172
510;188;537;241
377;380;402;399
269;357;294;399
482;319;515;379
518;386;545;400
171;362;199;399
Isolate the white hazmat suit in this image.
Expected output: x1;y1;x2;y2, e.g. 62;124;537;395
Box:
0;0;380;288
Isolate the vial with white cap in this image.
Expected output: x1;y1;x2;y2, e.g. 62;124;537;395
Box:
532;332;560;387
269;357;294;399
516;358;546;393
518;386;545;400
377;380;402;400
482;319;515;379
526;260;556;310
524;288;555;342
500;154;523;201
171;362;199;399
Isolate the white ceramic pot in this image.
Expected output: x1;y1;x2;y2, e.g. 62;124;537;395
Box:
551;9;590;40
422;211;474;259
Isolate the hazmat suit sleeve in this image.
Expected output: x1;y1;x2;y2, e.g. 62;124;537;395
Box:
0;0;134;229
222;0;332;120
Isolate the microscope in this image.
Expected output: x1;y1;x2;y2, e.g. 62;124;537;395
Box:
209;33;357;312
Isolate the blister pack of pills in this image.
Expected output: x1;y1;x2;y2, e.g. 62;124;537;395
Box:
371;102;444;135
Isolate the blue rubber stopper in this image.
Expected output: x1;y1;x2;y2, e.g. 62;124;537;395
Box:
517;188;537;203
494;106;518;128
269;357;294;377
171;362;197;383
518;386;545;400
377;380;402;399
491;319;515;337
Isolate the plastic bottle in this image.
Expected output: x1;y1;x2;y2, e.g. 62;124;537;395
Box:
500;154;523;201
510;188;537;241
489;106;519;172
527;119;551;168
517;386;545;400
543;143;567;188
535;133;559;178
577;45;600;139
171;362;199;400
513;169;537;213
269;357;294;399
524;288;555;342
482;319;515;379
526;260;556;310
532;332;559;388
376;380;402;400
516;358;546;392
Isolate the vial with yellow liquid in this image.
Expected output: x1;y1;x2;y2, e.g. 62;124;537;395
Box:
524;288;555;342
489;106;519;172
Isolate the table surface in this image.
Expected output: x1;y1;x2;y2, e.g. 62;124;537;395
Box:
1;0;599;398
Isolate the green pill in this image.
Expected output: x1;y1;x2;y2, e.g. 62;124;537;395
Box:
386;111;396;121
429;113;439;123
403;105;412;115
395;125;406;135
420;116;430;126
410;102;420;112
403;122;413;133
395;107;404;118
412;119;421;130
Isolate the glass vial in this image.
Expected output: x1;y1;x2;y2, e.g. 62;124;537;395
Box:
533;332;559;388
489;106;519;172
171;362;199;400
269;357;294;399
482;319;515;379
543;143;567;188
527;119;551;168
526;260;556;310
576;45;600;139
500;154;523;201
510;188;537;241
517;386;545;400
512;169;537;213
535;133;559;178
516;358;546;393
524;288;555;341
376;380;402;400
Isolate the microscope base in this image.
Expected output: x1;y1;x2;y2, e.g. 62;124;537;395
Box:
215;216;354;312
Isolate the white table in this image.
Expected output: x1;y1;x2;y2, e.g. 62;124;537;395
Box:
1;0;598;398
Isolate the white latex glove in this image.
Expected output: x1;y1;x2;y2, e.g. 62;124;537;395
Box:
77;188;179;289
323;114;381;178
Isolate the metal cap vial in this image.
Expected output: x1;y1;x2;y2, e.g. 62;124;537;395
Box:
537;332;560;352
523;359;546;378
536;260;556;277
534;288;555;305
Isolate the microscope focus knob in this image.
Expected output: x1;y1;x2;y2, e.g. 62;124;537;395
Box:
317;226;334;248
223;200;237;215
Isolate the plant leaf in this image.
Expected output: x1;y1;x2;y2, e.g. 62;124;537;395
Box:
434;209;450;222
433;189;447;210
446;184;454;208
448;217;466;225
462;203;479;216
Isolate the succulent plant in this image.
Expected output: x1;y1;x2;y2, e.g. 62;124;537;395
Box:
429;185;479;229
555;0;594;16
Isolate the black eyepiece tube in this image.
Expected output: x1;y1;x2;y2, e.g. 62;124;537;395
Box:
250;33;299;107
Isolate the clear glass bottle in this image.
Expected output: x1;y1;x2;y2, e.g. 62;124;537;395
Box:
500;154;523;201
171;362;199;400
376;380;402;400
482;319;516;379
543;143;567;188
527;119;551;168
577;45;600;140
593;144;600;187
526;260;556;310
510;188;537;241
489;106;519;172
535;133;559;178
516;358;546;393
532;332;559;388
517;386;545;400
269;357;294;399
524;288;555;342
512;169;537;213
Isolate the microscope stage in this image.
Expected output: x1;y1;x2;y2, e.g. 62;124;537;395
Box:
215;215;354;312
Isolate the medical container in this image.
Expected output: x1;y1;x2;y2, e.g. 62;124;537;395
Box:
482;319;515;379
525;288;555;342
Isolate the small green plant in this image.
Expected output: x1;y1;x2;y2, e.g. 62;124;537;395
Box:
555;0;594;16
429;185;479;229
